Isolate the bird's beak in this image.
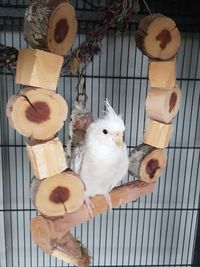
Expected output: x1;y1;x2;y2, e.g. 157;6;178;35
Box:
113;132;123;146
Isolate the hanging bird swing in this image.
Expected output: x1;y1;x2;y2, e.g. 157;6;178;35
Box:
3;0;181;266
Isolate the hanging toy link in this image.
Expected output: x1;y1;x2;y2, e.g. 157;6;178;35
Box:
66;69;93;167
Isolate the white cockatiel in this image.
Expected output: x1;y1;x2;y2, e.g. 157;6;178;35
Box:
71;100;129;216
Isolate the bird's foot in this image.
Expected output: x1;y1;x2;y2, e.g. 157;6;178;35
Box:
84;195;94;217
103;192;113;210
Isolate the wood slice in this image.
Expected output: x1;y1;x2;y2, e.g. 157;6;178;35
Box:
6;87;68;140
26;137;68;179
30;171;84;217
23;0;77;56
148;58;176;88
129;144;167;183
16;49;63;90
135;13;181;60
143;119;173;148
145;85;181;123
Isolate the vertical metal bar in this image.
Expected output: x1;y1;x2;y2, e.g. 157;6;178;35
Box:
116;30;125;266
127;30;138;266
163;32;187;266
2;28;14;267
110;28;117;266
179;33;200;266
192;172;200;265
121;28;131;266
103;31;109;266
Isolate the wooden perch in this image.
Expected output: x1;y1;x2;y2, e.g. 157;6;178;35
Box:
148;58;176;88
16;49;63;90
129;144;167;183
23;0;77;56
145;85;181;123
30;171;85;217
31;180;155;243
143;119;173;148
135;13;181;60
26;137;68;179
6;87;68;140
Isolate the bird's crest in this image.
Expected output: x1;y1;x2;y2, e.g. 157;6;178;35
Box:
103;99;125;132
104;99;118;119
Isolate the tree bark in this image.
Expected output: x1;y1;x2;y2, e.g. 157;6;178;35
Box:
23;0;77;56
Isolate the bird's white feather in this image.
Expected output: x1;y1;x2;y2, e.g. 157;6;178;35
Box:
70;100;129;197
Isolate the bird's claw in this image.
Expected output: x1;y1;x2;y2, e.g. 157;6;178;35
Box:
104;193;113;210
84;196;94;217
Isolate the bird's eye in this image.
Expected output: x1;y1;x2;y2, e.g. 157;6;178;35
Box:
103;129;108;134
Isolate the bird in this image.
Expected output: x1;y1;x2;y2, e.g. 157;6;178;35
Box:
70;99;129;216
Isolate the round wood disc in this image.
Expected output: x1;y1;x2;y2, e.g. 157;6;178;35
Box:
135;13;181;60
30;172;84;217
47;2;78;55
140;148;167;183
6;87;68;140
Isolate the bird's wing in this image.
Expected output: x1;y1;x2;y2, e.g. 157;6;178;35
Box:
70;142;85;174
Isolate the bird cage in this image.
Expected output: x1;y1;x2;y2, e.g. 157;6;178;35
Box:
0;0;200;266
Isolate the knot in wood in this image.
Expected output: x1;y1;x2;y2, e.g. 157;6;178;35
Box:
156;29;171;50
169;92;177;113
55;19;69;43
146;159;160;179
25;101;50;124
49;186;70;204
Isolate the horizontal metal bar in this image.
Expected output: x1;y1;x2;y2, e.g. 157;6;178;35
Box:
0;207;199;212
0;144;200;150
1;72;200;83
0;7;200;32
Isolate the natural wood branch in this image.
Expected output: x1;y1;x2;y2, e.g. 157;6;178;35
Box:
31;180;155;243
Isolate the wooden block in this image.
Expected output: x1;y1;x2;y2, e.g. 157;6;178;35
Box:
30;171;85;217
16;48;63;90
146;85;181;123
143;119;173;148
23;0;77;56
135;13;181;60
129;144;167;183
148;58;176;88
6;87;68;140
26;137;68;179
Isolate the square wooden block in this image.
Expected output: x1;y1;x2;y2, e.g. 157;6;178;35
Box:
143;119;173;148
148;58;176;88
16;49;63;90
26;137;68;179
